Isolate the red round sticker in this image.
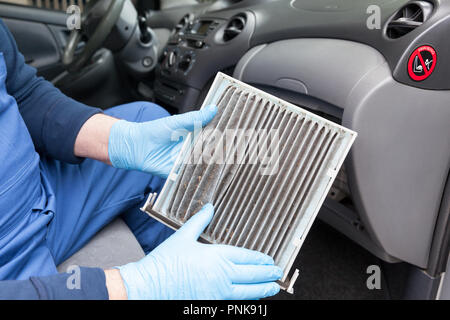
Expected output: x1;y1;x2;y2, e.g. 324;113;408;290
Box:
408;45;437;81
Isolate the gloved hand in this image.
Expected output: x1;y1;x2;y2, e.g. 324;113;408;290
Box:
108;105;217;178
118;204;283;300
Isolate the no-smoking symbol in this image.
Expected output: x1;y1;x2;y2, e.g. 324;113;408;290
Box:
408;45;437;81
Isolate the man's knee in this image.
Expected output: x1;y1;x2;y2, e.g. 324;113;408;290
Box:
105;101;170;123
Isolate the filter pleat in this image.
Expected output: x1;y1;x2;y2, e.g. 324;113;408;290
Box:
167;86;237;218
270;130;340;259
212;106;289;243
182;91;250;218
229;110;299;246
175;88;244;221
207;100;278;238
261;125;334;256
244;116;313;252
210;95;261;205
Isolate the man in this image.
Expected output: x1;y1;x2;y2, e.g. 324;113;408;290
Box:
0;20;282;299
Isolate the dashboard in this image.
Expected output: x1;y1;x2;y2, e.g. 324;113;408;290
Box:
147;0;450;273
150;0;450;113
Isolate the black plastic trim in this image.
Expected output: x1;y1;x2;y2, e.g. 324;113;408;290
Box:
427;171;450;277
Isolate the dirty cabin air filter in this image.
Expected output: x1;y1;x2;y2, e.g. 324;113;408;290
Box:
142;72;357;293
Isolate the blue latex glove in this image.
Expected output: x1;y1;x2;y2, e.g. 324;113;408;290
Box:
108;105;217;178
118;204;283;300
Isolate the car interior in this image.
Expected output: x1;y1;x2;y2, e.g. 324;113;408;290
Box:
0;0;449;300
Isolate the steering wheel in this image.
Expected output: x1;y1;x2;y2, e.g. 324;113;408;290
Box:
63;0;125;73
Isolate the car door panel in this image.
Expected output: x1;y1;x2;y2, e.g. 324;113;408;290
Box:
0;3;68;80
2;18;63;77
0;3;123;107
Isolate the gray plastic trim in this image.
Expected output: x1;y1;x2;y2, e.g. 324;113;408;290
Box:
319;198;400;263
234;38;450;268
344;59;450;267
427;172;450;276
437;255;450;300
233;39;387;110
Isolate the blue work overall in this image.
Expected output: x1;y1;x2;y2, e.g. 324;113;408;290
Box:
0;53;173;281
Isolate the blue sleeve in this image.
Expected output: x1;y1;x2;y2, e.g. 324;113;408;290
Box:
0;267;109;300
0;19;102;164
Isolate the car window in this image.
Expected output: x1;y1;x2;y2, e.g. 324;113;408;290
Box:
0;0;88;11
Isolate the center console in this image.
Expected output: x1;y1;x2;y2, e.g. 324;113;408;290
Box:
154;11;255;113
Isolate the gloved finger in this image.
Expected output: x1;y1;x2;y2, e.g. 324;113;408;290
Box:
230;282;280;300
178;203;214;240
230;264;283;284
167;140;183;162
215;244;275;265
165;105;217;132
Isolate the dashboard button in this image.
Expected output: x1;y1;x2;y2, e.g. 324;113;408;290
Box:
142;56;153;68
178;55;192;71
167;51;177;68
194;40;204;48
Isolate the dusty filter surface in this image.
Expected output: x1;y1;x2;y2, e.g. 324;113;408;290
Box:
142;72;357;292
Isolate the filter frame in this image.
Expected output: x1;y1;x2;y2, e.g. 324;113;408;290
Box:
141;72;357;293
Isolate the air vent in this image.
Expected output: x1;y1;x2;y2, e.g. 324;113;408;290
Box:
223;14;246;41
386;1;433;39
141;73;356;293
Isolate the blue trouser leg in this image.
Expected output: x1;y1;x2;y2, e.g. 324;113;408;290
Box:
40;102;174;265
